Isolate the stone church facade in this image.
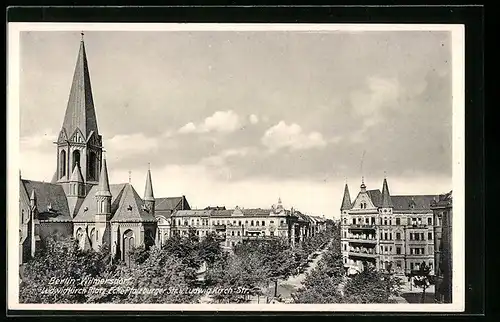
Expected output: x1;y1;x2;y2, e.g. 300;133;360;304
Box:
19;36;165;264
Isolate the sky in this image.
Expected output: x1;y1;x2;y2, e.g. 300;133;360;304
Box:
18;29;453;218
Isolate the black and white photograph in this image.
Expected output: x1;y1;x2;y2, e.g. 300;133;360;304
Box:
7;23;464;312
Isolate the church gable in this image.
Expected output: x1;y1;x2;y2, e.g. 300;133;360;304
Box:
110;184;157;223
69;128;86;144
57;129;68;143
73;183;127;222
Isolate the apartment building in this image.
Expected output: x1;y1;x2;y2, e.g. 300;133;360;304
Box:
340;178;439;276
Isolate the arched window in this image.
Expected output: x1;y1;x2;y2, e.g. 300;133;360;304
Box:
89;228;95;248
60;150;67;178
123;230;135;265
88;151;97;180
145;230;155;250
72;150;80;171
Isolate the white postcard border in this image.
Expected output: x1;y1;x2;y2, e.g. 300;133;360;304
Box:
7;22;465;312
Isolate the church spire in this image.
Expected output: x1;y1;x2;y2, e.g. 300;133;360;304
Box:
144;164;154;202
96;158;111;197
70;162;84;183
341;183;352;211
381;177;393;208
60;34;99;139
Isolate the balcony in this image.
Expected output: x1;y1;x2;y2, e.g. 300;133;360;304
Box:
348;251;378;259
245;226;266;233
213;224;226;231
347;238;377;244
349;224;376;230
407;224;428;229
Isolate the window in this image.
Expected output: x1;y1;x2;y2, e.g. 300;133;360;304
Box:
384;218;387;225
256;221;260;226
384;233;388;240
72;150;80;172
251;220;254;226
233;220;236;225
371;217;376;224
396;218;401;225
344;244;347;251
365;218;369;224
231;231;235;236
280;220;284;226
88;151;97;180
59;150;67;178
384;246;388;252
270;220;274;224
389;219;392;225
428;218;432;225
353;218;356;225
380;233;383;240
270;231;274;236
410;263;414;270
238;221;242;226
264;221;267;226
217;220;220;225
389;246;393;253
415;233;420;241
396;260;402;268
396;247;401;255
380;245;383;253
245;220;248;225
396;232;401;240
389;233;392;240
237;231;241;236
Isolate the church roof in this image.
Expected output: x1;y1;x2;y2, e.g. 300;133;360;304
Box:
155;196;190;211
110;184;157;223
60;38;99;140
73;184;127;222
20;180;72;222
144;169;154;201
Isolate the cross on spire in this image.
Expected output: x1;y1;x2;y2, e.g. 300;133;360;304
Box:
81;31;84;41
128;170;131;184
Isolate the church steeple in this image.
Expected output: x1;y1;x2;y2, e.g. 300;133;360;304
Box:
381;177;393;208
341;183;352;211
61;33;99;139
96;158;111;197
56;34;103;188
143;164;155;215
144;164;154;202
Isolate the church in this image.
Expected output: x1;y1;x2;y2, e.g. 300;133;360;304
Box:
18;35;184;264
19;35;327;266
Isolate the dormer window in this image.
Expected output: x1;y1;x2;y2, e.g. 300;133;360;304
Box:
127;205;133;211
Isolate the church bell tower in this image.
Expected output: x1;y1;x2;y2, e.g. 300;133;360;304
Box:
55;33;103;195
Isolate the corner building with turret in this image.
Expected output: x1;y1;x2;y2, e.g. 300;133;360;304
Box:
340;178;439;276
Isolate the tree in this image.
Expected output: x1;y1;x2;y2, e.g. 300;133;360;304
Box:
409;261;434;303
19;234;111;304
343;264;402;303
204;251;269;303
197;232;223;267
88;246;201;304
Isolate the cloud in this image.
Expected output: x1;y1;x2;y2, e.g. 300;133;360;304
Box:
349;76;401;138
261;121;327;152
20;129;57;150
105;133;159;157
178;110;242;134
178;122;197;134
249;114;259;124
200;147;255;167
